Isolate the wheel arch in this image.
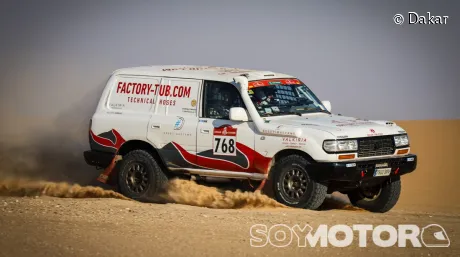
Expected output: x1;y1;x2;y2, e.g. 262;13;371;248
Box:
118;140;167;171
273;149;316;164
266;149;316;180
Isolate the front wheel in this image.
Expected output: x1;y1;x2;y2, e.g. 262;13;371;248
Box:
271;155;327;210
347;178;401;213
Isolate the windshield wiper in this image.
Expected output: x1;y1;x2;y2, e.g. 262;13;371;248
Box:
287;111;303;116
305;109;330;114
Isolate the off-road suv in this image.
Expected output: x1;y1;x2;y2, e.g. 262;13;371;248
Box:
84;65;417;212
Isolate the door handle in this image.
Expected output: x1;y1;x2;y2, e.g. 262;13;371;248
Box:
151;125;161;129
200;129;210;134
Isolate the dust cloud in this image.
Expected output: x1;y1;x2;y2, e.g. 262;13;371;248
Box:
0;176;364;211
160;179;361;211
0;178;128;200
0;177;286;209
161;179;287;209
0;87;105;185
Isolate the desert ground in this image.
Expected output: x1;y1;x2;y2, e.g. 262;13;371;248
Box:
0;120;459;256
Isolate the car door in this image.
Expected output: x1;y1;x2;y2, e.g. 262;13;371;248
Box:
196;81;256;172
147;77;201;169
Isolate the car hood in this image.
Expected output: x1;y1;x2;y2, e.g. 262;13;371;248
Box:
265;114;406;139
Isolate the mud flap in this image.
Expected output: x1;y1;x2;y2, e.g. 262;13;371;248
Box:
97;155;122;183
256;179;267;191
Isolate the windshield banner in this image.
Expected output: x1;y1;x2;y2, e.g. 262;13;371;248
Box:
248;79;302;89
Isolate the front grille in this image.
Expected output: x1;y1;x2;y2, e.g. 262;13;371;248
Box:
358;136;395;157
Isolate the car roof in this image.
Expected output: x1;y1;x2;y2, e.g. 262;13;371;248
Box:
112;65;295;83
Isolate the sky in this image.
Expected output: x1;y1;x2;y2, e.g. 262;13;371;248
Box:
0;0;459;141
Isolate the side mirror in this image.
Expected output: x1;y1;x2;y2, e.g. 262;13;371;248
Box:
322;100;332;112
229;107;249;121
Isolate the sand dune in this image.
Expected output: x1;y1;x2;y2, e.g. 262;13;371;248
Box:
393;120;460;213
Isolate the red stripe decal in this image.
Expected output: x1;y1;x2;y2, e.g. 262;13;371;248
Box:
171;141;271;173
90;129;126;150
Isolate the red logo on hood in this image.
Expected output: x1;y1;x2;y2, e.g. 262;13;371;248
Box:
370;129;376;133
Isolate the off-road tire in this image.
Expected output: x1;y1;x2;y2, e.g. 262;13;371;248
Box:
272;155;327;209
347;178;401;213
118;150;168;202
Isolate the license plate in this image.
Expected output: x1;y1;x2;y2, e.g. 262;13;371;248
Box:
374;168;392;177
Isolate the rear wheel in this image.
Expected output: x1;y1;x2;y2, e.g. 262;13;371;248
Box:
347;178;401;213
118;150;168;202
272;155;327;209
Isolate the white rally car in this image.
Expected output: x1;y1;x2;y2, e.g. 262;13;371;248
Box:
84;65;417;212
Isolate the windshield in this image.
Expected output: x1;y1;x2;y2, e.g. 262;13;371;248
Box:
248;78;329;117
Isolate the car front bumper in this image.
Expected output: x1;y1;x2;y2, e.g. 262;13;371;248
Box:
308;154;417;184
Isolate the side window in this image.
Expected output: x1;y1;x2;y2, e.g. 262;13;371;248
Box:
203;81;245;120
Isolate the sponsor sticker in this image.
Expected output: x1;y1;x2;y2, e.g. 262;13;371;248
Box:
262;129;295;136
375;163;388;168
163;131;192;137
174;116;185;130
282;137;307;148
182;108;196;114
117;83;192;98
332;119;375;127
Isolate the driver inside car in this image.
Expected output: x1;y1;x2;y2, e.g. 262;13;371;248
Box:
253;88;277;106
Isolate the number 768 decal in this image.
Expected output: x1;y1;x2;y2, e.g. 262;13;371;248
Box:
213;125;237;156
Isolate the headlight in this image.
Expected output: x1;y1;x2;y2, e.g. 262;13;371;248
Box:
323;139;358;153
394;134;409;147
